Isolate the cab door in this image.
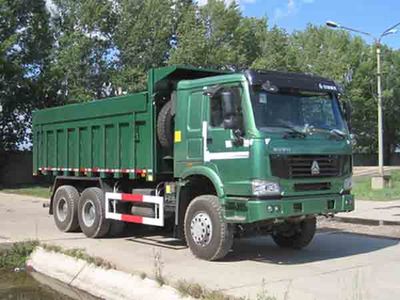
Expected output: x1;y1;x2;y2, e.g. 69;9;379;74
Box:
203;84;251;195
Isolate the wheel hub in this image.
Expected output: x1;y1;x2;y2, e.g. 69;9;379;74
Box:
190;212;212;246
57;198;68;222
82;200;96;227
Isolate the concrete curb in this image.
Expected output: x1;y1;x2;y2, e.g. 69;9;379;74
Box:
27;247;191;300
333;216;400;226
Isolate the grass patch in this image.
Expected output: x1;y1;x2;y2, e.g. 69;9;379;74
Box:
176;280;238;300
0;241;114;270
0;185;50;199
0;241;39;270
41;244;115;269
353;171;400;201
175;280;275;300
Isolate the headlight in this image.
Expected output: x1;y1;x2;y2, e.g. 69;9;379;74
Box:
343;177;352;191
252;180;281;196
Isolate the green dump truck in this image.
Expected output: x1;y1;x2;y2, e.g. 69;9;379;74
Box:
33;65;354;261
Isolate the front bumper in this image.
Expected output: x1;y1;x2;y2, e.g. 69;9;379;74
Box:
223;194;354;223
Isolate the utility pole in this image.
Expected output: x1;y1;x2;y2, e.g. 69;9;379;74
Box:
376;44;384;177
326;20;400;189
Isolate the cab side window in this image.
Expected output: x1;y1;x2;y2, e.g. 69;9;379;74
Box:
210;86;242;128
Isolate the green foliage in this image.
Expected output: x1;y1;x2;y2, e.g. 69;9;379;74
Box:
0;185;50;198
252;26;292;71
41;244;115;269
353;171;400;201
169;0;266;70
175;280;244;300
1;0;400;153
49;0;118;102
0;0;52;150
0;241;39;270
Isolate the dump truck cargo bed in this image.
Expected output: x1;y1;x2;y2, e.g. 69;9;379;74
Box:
32;92;154;179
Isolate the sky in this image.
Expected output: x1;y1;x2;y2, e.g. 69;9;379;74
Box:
237;0;400;49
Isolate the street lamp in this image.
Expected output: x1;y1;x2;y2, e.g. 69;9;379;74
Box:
326;20;400;189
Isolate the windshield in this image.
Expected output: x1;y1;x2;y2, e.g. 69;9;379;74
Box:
250;87;347;134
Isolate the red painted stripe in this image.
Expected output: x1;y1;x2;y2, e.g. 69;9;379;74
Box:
121;214;143;223
121;194;143;202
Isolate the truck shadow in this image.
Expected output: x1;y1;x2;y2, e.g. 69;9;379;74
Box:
225;231;399;264
121;224;188;250
119;225;399;265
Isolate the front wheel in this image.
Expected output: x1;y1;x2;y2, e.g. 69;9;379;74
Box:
184;195;233;261
272;217;316;249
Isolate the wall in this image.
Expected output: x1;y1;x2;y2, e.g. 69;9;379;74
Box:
0;151;48;186
353;153;400;166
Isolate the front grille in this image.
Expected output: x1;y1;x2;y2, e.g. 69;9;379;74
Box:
270;154;351;179
294;182;331;191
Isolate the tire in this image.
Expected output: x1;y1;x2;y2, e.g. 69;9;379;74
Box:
157;100;174;149
184;195;233;261
53;185;80;232
272;217;316;249
78;187;110;238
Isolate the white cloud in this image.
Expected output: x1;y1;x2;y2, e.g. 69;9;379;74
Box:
273;0;315;21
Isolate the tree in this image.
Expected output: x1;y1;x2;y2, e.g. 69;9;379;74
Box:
1;0;399;154
0;0;52;150
251;26;292;71
169;0;265;70
47;0;118;102
112;0;177;92
288;25;366;79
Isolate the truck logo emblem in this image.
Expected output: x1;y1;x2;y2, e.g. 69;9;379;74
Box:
318;83;337;91
311;160;320;175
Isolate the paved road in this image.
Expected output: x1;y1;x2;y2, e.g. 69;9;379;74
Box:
336;200;400;224
1;192;400;300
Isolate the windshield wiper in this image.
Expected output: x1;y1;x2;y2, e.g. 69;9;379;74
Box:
276;120;307;139
310;127;347;140
329;129;347;140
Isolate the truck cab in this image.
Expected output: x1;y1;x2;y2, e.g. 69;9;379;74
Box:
173;70;353;258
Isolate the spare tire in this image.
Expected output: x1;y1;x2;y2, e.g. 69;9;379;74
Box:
157;100;174;149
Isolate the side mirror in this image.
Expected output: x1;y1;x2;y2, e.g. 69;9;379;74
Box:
221;91;242;130
343;100;352;131
221;91;235;116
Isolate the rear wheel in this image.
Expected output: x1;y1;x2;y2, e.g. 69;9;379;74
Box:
78;187;110;238
184;195;233;261
271;217;316;249
53;185;80;232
